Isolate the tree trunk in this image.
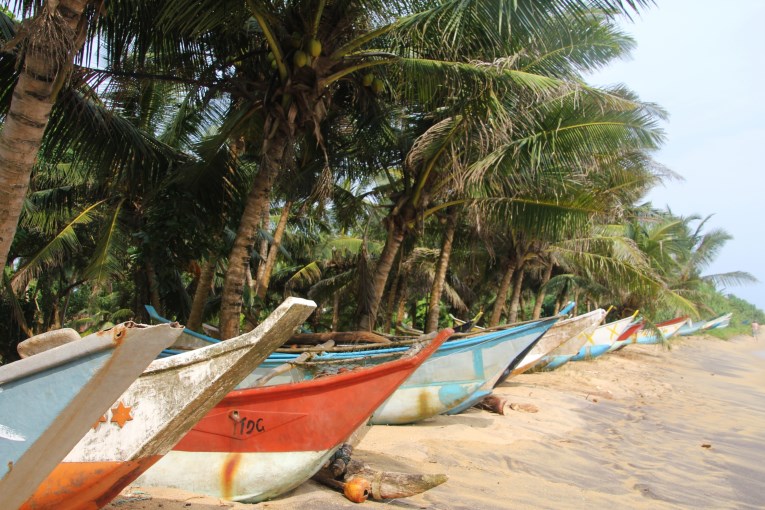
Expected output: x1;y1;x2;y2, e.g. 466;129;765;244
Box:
219;126;286;339
357;224;405;331
489;259;515;327
145;259;162;314
532;262;553;319
187;257;216;332
331;292;340;331
255;200;292;300
507;264;525;323
0;0;90;270
253;199;270;290
425;211;456;333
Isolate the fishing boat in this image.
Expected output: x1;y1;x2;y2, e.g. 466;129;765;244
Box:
369;318;558;425
570;313;638;361
703;312;733;330
0;323;182;510
678;320;706;336
633;316;688;345
136;329;452;503
607;321;644;352
441;317;559;415
500;309;605;380
19;297;316;510
528;309;607;371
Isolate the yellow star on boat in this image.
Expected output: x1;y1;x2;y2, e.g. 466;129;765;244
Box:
110;401;133;428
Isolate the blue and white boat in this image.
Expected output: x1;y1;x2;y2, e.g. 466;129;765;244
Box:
0;322;182;510
570;313;638;361
369;317;559;424
529;309;607;371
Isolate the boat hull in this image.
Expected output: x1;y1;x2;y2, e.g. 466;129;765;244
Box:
370;320;557;424
0;323;181;510
136;330;451;502
570;316;635;361
142;446;336;503
20;298;316;510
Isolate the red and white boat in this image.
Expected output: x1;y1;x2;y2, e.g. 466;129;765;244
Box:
136;329;452;502
20;297;316;510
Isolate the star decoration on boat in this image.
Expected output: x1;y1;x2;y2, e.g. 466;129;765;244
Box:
92;414;107;430
110;401;133;428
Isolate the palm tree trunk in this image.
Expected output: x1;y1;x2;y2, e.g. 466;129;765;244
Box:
383;252;403;334
187;257;216;332
0;0;90;270
331;292;340;331
532;262;553;319
219;125;286;339
253;200;270;290
145;259;162;313
425;210;456;333
489;259;515;327
255;200;292;300
507;264;525;323
357;224;405;331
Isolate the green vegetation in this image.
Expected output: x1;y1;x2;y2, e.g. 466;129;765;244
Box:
0;0;760;362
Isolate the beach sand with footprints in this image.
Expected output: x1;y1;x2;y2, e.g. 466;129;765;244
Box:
107;333;765;509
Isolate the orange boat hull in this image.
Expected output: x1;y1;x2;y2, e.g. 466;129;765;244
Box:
20;456;161;510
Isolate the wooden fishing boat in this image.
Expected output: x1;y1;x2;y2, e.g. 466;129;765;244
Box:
0;323;182;510
569;313;638;361
607;321;644;352
678;320;705;336
703;312;732;330
500;310;604;380
369;318;558;425
528;309;607;371
442;317;559;415
633;316;688;345
19;297;316;510
135;329;452;503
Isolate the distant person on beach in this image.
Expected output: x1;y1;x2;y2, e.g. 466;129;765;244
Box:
752;321;760;339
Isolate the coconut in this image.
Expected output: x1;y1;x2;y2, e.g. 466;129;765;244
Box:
372;78;385;94
308;38;322;57
293;50;308;68
362;73;374;87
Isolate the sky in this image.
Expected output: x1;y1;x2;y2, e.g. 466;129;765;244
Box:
589;0;765;313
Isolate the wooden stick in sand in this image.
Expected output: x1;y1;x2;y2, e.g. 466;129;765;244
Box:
312;444;448;503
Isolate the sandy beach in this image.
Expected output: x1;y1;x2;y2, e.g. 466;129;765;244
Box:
108;333;765;509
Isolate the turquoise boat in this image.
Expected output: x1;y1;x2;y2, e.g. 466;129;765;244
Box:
0;322;182;510
370;317;559;424
443;316;559;415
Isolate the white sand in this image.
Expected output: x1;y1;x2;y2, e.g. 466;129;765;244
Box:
109;334;765;509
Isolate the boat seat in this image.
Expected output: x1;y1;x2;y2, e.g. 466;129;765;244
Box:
17;328;82;358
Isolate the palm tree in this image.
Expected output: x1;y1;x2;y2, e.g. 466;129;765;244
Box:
0;0;93;270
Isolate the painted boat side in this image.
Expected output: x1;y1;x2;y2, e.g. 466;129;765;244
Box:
607;322;644;352
0;323;181;510
370;319;558;424
20;297;316;510
703;312;733;330
442;317;559;414
634;317;688;345
570;315;635;361
507;310;606;378
136;329;451;502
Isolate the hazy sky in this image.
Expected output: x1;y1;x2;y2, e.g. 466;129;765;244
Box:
589;0;765;314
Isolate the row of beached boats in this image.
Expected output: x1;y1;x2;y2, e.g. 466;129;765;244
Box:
0;299;732;508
